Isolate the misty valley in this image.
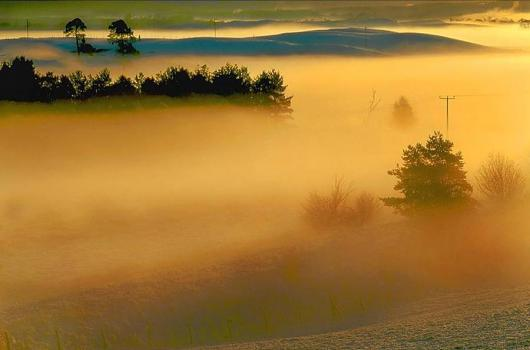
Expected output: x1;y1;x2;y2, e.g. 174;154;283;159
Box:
1;1;530;350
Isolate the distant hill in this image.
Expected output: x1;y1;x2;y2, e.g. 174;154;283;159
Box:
0;28;489;58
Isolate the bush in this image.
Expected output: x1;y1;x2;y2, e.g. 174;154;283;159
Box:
476;153;526;203
212;64;252;95
69;70;90;99
392;96;414;127
0;56;39;101
191;65;212;94
158;66;192;96
108;75;136;95
87;69;112;97
140;77;159;95
304;178;352;227
354;192;381;225
252;70;292;115
382;132;474;215
304;178;380;228
253;70;285;94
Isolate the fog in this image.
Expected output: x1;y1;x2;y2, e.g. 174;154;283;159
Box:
376;22;530;50
1;51;530;347
0;23;326;40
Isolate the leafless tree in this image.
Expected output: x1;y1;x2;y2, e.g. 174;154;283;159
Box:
303;178;380;228
367;89;381;117
476;153;526;202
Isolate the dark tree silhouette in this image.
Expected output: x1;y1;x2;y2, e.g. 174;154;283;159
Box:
87;69;111;97
158;67;192;96
0;57;39;101
37;72;59;102
0;62;11;100
191;65;212;94
212;64;251;95
69;70;89;99
140;77;159;95
108;19;138;54
79;37;98;53
252;69;292;115
64;18;87;55
382;132;473;215
55;75;75;100
108;75;136;95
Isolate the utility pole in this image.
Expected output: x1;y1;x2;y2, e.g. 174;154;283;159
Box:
439;95;455;136
364;26;367;49
212;18;217;38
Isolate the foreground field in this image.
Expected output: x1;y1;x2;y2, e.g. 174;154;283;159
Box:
198;285;530;350
2;205;529;349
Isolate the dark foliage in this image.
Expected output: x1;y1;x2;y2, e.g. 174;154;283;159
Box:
252;69;293;115
87;69;111;97
108;19;138;54
157;67;193;96
64;17;87;55
140;77;159;95
191;65;212;94
382;132;474;215
212;64;251;95
79;37;98;54
0;57;40;101
108;75;136;95
0;57;292;115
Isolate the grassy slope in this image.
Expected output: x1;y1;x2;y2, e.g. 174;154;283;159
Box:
197;285;530;349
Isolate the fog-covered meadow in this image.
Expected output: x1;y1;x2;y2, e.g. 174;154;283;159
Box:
1;1;530;348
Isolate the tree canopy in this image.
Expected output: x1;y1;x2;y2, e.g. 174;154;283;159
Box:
382;132;474;215
0;57;292;116
108;19;138;54
64;18;87;55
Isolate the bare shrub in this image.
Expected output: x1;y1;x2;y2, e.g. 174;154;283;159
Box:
476;153;526;203
392;96;414;127
303;178;380;228
353;192;381;225
303;177;352;227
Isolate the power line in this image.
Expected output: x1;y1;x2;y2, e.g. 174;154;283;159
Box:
439;95;455;137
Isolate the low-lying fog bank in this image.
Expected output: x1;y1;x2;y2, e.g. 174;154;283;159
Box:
1;50;530;348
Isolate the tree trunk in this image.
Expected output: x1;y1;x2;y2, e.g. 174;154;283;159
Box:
75;29;79;55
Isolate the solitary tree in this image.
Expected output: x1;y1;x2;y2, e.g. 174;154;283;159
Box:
392;96;414;127
382;132;473;215
253;69;292;115
64;18;87;55
476;153;526;203
108;19;138;54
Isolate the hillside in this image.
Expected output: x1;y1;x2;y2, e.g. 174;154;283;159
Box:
0;28;488;59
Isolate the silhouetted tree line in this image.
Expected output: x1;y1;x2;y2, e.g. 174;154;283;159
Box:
0;57;292;114
64;18;137;54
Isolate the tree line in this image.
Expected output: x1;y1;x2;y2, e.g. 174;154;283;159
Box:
0;56;292;114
